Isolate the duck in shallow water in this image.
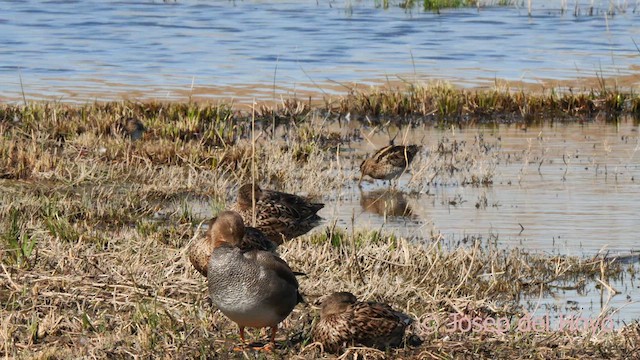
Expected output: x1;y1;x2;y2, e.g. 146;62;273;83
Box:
359;144;421;186
206;211;304;350
231;183;324;244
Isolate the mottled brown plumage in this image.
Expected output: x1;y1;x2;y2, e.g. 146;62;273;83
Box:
313;292;413;353
206;211;304;349
188;215;277;277
118;117;146;140
231;183;324;244
359;145;421;185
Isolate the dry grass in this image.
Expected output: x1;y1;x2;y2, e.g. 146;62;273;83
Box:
1;222;637;359
331;82;640;124
1;95;639;358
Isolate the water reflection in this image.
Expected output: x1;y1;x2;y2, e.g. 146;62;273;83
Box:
359;189;414;218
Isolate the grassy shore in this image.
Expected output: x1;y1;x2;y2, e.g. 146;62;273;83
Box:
1;84;639;358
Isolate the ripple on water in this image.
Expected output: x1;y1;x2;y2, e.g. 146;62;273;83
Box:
1;0;639;101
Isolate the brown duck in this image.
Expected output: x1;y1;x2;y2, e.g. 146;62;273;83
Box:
359;145;421;185
231;183;324;244
188;215;277;277
207;211;304;350
117;117;146;140
313;291;413;353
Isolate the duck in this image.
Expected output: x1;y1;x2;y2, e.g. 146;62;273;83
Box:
207;211;304;350
118;117;146;141
188;215;277;277
359;144;421;186
313;291;413;353
231;183;324;244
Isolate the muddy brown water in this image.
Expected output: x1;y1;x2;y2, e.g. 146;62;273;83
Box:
330;121;640;256
177;120;638;257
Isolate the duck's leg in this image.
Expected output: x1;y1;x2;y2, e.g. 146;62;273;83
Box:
261;327;278;352
232;327;247;351
239;327;246;343
269;327;277;343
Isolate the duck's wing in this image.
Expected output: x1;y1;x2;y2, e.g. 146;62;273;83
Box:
188;232;211;277
240;226;278;252
380;145;421;168
263;190;324;218
255;251;299;287
245;250;304;305
350;301;412;348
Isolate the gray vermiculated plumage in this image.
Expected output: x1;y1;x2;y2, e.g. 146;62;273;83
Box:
207;246;301;328
188;216;277;277
205;211;303;343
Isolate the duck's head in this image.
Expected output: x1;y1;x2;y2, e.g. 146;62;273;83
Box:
237;183;263;209
122;117;146;140
358;159;372;185
320;291;358;317
210;211;246;247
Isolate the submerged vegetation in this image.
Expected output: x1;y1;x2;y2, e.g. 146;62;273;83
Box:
374;0;637;14
1;83;639;358
376;0;491;11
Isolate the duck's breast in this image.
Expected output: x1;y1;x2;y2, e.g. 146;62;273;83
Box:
208;247;297;327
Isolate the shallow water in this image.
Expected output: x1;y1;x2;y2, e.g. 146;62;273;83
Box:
1;0;639;102
325;120;640;327
169;119;640;325
321;120;640;256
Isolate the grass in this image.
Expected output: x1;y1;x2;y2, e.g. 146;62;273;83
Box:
0;223;637;358
0;84;635;187
331;82;640;124
421;0;479;11
1;84;639;358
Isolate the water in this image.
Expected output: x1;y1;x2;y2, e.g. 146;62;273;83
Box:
1;0;639;102
316;121;640;256
320;120;640;327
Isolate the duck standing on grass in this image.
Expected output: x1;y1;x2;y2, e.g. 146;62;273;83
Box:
231;183;324;244
188;215;277;277
207;211;304;351
117;117;146;141
359;144;421;186
313;291;414;353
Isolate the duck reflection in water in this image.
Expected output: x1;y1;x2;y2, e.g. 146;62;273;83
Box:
359;189;413;219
